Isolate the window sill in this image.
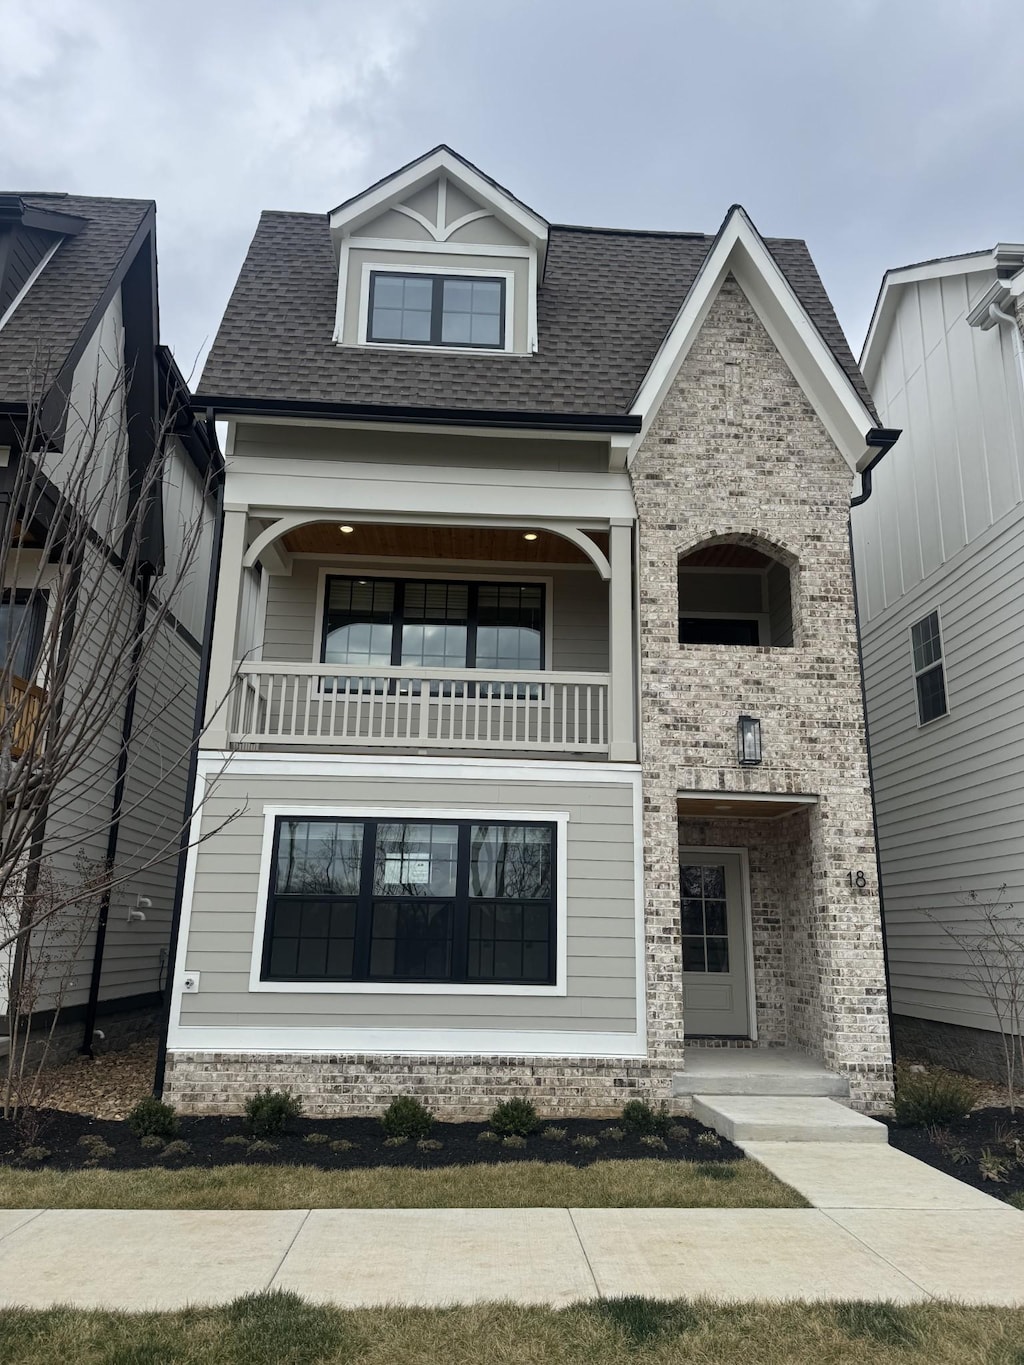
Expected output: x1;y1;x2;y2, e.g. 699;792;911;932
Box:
248;978;566;997
335;339;527;358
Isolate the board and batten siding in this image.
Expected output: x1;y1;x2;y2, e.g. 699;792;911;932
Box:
172;764;640;1047
860;497;1024;1032
261;559;609;673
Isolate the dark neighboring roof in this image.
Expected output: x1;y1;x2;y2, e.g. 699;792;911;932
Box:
200;213;876;420
0;193;152;401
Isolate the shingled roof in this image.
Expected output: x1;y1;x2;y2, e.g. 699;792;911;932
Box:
199;212;876;419
0;194;152;401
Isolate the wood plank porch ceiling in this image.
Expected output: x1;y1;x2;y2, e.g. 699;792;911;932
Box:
677;795;816;820
281;523;609;565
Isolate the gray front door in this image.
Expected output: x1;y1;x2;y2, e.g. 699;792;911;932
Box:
680;850;750;1037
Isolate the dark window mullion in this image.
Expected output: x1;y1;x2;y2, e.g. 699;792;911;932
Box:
352;819;377;979
262;816;287;980
466;582;478;670
451;823;471;981
429;277;443;346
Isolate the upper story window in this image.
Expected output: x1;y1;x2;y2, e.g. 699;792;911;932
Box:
911;609;948;724
322;575;545;673
0;590;46;681
678;544;794;648
368;271;506;349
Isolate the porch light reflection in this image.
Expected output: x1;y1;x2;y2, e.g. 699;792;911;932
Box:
737;715;762;766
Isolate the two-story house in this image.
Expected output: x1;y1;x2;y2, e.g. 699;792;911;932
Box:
159;147;896;1116
0;192;219;1061
852;243;1024;1079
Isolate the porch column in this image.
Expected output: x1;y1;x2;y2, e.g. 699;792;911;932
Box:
203;507;248;749
608;518;636;762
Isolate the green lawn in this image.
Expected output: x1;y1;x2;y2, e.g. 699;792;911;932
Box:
0;1291;1021;1365
0;1157;803;1209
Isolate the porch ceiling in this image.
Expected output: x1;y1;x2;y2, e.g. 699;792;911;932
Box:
280;522;609;565
676;793;817;820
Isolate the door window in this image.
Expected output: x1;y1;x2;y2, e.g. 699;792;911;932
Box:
680;862;730;973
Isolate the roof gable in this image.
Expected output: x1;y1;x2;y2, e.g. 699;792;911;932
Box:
629;206;883;473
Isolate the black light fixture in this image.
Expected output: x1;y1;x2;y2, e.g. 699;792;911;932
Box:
737;715;762;766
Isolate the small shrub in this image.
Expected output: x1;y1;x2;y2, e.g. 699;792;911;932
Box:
696;1130;721;1149
575;1135;599;1150
477;1130;499;1143
222;1134;250;1148
140;1134;166;1151
77;1135;115;1159
501;1134;527;1149
489;1098;540;1137
247;1139;278;1156
159;1140;192;1160
667;1124;690;1141
330;1139;356;1153
893;1066;977;1126
244;1088;303;1137
621;1100;670;1136
541;1125;568;1142
127;1096;178;1141
602;1126;625;1142
21;1146;50;1163
383;1135;408;1148
303;1132;330;1145
381;1095;434;1141
978;1149;1011;1183
416;1138;443;1152
639;1133;667;1151
947;1143;972;1166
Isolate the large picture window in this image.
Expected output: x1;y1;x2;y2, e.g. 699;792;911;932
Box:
321;576;545;675
367;271;506;349
262;816;556;985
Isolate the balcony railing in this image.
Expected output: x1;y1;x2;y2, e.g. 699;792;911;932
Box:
1;674;45;759
228;662;610;753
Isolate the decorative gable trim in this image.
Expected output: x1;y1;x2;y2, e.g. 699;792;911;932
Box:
628;206;884;474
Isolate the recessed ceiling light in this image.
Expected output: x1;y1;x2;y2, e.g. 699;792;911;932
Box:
339;524;355;534
523;532;538;541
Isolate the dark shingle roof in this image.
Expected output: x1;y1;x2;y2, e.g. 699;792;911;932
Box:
0;194;151;400
200;213;876;419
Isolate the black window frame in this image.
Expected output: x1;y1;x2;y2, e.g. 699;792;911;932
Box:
366;270;507;350
0;589;47;681
320;574;547;675
261;815;558;986
910;609;948;725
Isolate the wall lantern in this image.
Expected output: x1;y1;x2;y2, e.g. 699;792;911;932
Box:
737;715;762;766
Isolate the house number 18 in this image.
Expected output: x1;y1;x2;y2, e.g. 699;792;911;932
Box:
847;871;868;889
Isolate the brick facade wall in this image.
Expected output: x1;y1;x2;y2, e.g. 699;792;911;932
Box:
630;275;894;1111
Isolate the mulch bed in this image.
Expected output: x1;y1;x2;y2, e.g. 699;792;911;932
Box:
885;1106;1024;1204
0;1109;743;1172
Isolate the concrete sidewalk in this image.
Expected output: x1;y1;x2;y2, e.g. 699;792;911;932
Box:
0;1146;1020;1310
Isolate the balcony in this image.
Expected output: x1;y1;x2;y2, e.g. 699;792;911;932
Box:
2;674;45;759
228;662;610;754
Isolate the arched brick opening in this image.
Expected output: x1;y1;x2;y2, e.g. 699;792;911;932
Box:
677;533;800;648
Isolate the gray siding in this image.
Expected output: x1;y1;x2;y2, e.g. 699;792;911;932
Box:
861;498;1024;1032
178;770;638;1035
262;560;609;672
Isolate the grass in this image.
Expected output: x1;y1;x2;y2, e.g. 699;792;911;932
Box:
0;1158;803;1210
0;1291;1022;1364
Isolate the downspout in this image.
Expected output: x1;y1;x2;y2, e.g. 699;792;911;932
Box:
153;412;224;1098
80;564;153;1054
848;425;901;1065
987;301;1024;401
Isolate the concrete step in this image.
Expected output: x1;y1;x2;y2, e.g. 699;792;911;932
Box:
692;1095;888;1145
673;1049;849;1099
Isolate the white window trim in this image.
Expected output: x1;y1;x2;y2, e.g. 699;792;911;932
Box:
311;565;555;680
909;606;950;728
355;260;516;355
248;803;570;997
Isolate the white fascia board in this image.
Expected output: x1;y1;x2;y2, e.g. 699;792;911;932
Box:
860;251;1007;383
628;207;880;474
329;148;548;259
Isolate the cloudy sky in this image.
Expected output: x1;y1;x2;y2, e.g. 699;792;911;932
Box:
3;0;1021;381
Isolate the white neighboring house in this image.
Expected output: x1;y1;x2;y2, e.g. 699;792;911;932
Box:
853;243;1024;1077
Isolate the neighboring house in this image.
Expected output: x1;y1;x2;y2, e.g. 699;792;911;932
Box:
160;146;896;1117
852;243;1024;1078
0;192;219;1058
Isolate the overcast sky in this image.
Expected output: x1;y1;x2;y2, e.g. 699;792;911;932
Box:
3;0;1022;382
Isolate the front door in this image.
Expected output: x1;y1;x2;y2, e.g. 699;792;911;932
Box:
680;850;750;1037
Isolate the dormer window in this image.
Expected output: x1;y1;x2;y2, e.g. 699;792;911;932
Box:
367;270;507;350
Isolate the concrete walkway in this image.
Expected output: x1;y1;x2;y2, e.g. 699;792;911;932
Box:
0;1148;1020;1310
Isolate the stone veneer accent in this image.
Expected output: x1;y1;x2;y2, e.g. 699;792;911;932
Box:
630;275;894;1112
164;1052;676;1118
